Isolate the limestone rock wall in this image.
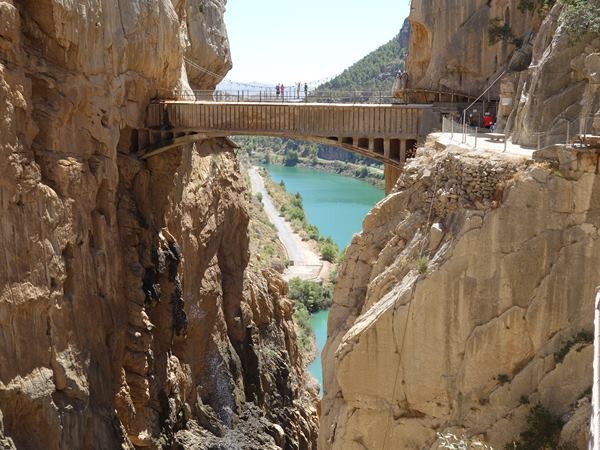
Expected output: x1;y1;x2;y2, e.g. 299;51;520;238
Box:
503;4;600;146
320;145;599;449
407;0;532;96
0;1;317;448
406;0;600;144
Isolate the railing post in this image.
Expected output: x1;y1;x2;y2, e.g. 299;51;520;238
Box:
237;90;240;102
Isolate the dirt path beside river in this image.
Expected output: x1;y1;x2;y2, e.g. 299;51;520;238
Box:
248;167;330;282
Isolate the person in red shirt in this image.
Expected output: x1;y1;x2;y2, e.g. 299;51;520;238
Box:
484;112;492;129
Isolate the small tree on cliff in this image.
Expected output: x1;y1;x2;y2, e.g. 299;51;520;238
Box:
488;18;521;46
562;0;600;38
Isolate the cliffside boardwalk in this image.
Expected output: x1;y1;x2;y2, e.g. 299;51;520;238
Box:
139;93;441;192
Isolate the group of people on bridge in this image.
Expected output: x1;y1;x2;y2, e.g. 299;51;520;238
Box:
276;82;309;100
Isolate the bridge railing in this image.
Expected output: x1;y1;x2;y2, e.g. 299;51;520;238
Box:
154;88;402;104
441;114;600;152
153;87;480;105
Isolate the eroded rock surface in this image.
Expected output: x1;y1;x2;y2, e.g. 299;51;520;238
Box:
320;145;599;449
0;1;317;448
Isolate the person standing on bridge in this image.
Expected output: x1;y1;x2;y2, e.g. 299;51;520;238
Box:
296;82;301;99
304;83;308;99
275;84;280;99
281;83;285;102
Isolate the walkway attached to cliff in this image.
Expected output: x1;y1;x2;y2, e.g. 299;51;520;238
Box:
434;131;536;158
248;167;326;282
434;117;536;158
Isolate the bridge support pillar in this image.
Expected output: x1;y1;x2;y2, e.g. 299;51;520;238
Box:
384;164;402;195
368;138;375;152
400;139;407;164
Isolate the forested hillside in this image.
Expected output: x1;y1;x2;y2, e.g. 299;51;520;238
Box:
315;18;410;93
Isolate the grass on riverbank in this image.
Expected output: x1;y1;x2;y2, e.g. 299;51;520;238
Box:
244;173;289;271
288;277;333;313
289;278;332;361
293;302;315;357
260;168;340;263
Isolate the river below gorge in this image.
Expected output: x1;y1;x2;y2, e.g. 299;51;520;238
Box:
263;164;384;389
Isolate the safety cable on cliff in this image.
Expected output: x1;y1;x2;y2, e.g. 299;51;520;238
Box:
184;57;226;82
382;174;439;449
461;69;507;130
419;176;440;258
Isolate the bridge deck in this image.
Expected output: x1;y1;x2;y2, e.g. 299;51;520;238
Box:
143;101;436;167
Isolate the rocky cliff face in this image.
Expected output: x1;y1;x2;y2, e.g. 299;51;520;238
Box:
407;0;600;144
0;1;317;448
320;144;599;449
503;3;600;146
407;0;531;96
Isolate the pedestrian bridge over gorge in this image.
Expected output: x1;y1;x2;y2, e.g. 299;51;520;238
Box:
138;94;441;192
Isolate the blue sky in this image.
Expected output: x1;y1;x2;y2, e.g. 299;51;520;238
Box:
223;0;411;86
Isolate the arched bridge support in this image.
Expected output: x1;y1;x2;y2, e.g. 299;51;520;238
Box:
141;101;433;194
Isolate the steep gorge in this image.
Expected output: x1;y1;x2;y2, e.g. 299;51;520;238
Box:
0;1;317;448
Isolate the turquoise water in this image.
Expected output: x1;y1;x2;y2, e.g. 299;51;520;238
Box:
263;165;384;249
307;310;329;388
263;164;383;392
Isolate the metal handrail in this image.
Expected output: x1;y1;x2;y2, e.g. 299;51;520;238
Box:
461;70;507;134
442;114;600;152
152;87;480;105
153;88;398;104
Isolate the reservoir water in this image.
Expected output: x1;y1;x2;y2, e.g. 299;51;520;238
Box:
263;165;384;389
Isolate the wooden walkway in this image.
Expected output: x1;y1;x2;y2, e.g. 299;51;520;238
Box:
140;101;436;168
